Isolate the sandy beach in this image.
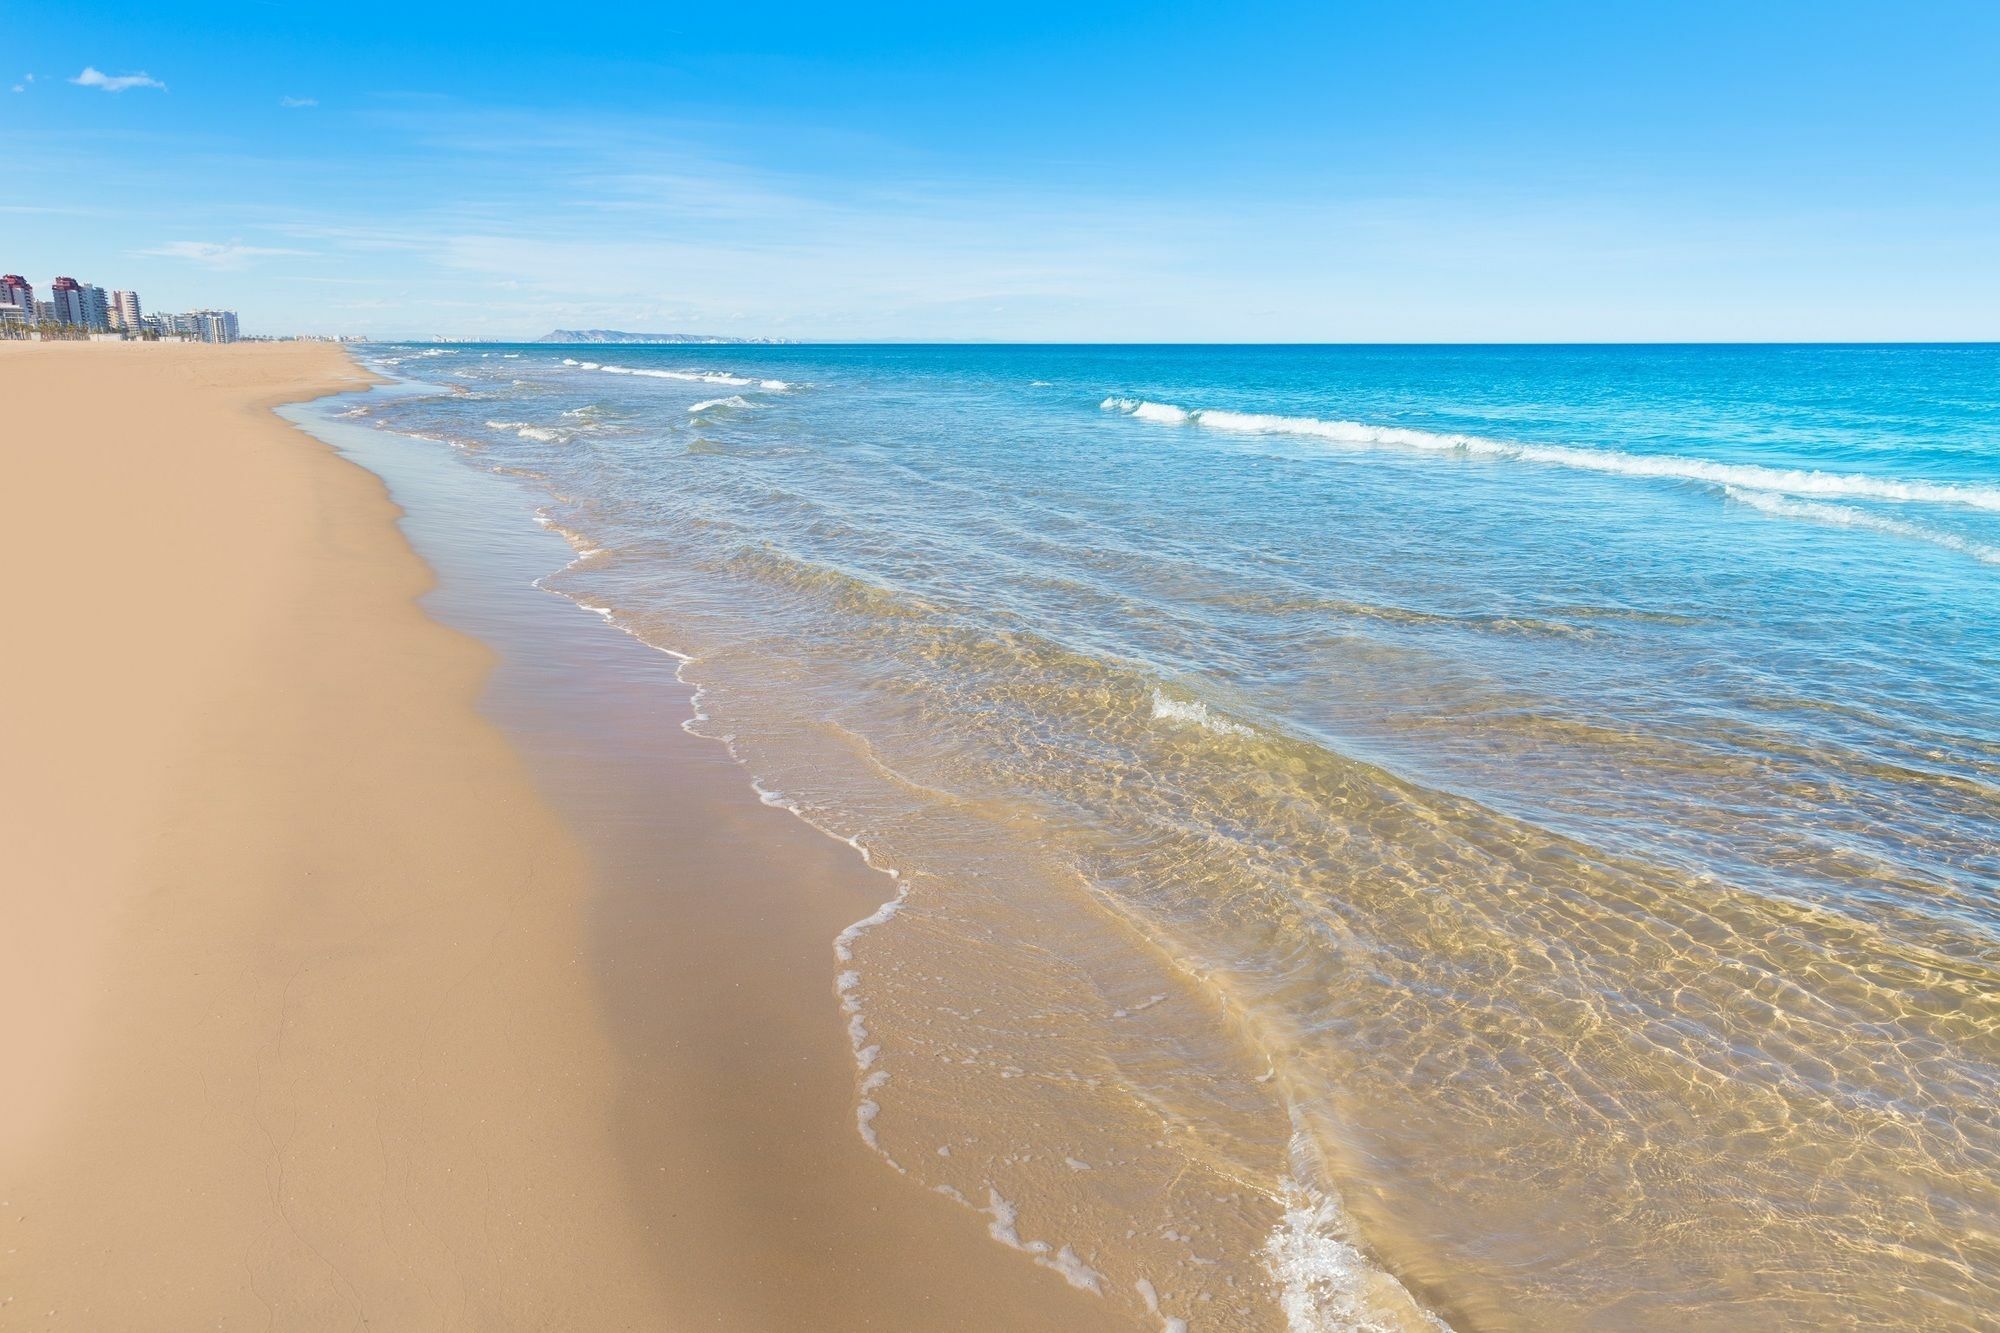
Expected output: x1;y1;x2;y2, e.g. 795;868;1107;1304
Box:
0;342;1106;1330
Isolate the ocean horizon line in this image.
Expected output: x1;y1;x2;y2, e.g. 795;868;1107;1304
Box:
388;336;2000;350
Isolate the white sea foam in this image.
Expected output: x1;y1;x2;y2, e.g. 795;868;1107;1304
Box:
856;1069;890;1150
689;394;752;414
567;359;789;390
751;777;793;808
981;1189;1106;1294
1049;1247;1106;1295
986;1189;1025;1247
1150;689;1256;738
833;865;907;963
484;418;568;443
1724;486;2000;565
1101;397;2000;513
1263;1131;1449;1332
527;507;603;565
1101;396;1193;425
1136;1277;1189;1333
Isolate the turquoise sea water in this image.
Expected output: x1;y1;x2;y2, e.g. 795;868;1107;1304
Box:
349;344;2000;1330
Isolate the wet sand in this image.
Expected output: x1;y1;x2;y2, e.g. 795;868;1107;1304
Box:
0;343;1109;1330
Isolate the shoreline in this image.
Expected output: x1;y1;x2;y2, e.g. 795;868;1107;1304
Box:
1;342;1110;1329
365;336;2000;1332
285;372;1116;1328
320;351;1440;1331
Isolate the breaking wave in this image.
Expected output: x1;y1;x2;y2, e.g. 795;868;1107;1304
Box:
563;357;789;391
1723;486;2000;565
484;418;569;444
1150;688;1256;738
1100;397;2000;513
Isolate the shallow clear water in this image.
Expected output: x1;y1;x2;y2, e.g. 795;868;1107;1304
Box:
352;343;2000;1330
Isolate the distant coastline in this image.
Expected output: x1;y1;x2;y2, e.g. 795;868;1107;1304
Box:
535;328;796;345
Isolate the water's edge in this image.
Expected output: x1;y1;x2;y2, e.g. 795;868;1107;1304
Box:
279;379;1323;1330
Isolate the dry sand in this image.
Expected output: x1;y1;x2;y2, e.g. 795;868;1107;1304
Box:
0;342;1108;1329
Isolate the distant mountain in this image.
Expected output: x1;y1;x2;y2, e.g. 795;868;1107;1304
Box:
536;329;791;345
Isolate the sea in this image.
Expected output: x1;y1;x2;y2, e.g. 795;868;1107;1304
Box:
325;343;2000;1330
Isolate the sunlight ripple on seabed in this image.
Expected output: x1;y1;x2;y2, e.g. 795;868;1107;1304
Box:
347;341;2000;1330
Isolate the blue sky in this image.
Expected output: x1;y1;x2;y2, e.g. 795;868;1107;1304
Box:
5;1;1997;340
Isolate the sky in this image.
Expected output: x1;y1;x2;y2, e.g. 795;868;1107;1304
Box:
4;0;1998;341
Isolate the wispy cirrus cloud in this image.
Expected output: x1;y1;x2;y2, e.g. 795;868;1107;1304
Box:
280;96;318;108
72;66;166;93
142;240;311;269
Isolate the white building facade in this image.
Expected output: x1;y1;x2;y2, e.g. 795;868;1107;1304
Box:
110;289;143;332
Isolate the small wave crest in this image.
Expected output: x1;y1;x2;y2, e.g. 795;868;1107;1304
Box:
689;394;753;414
1265;1132;1448;1332
1099;397;2000;513
1150;688;1256;738
563;357;789;391
1724;486;2000;565
484;418;569;444
1101;396;1193;426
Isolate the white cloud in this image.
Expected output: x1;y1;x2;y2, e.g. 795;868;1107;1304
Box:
280;96;317;108
143;240;311;269
71;66;166;93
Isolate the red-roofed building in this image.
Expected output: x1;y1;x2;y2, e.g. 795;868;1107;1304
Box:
0;274;32;324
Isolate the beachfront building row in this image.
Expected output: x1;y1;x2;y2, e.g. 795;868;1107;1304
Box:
0;274;240;342
151;309;242;343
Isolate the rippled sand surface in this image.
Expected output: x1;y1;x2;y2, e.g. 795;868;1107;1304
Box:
358;343;2000;1329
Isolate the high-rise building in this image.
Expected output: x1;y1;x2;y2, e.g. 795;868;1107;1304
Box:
49;278;112;331
110;289;143;332
49;276;83;327
80;284;110;332
0;274;32;324
191;309;241;343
